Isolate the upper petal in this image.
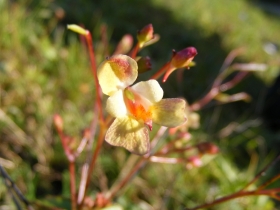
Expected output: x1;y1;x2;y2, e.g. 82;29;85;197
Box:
97;55;138;96
106;90;127;118
130;80;163;103
151;98;187;127
105;116;150;155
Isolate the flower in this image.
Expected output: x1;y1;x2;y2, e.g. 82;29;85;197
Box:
97;54;186;155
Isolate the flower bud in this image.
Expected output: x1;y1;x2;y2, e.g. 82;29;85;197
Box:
137;24;154;48
197;142;219;155
137;56;152;73
114;34;134;55
171;47;197;69
163;47;197;82
53;114;63;132
186;156;202;169
67;24;88;35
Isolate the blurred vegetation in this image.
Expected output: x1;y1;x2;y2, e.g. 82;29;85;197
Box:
1;0;280;209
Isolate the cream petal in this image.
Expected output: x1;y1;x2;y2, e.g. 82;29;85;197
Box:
105;116;150;155
131;80;163;103
151;98;187;127
97;55;138;96
106;90;127;118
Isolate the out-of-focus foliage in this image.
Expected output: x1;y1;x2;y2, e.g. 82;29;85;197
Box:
1;0;280;209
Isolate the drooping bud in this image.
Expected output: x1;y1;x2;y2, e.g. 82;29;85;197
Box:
67;24;88;35
114;34;134;55
137;56;152;73
197;142;219;155
163;47;197;82
53;114;63;132
171;47;197;69
137;24;154;48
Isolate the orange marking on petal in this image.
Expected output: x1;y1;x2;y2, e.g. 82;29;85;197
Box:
124;88;153;129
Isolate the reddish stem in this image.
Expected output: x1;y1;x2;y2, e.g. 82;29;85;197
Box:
130;43;140;59
105;158;146;202
185;190;274;210
246;153;280;191
69;161;77;210
150;62;171;81
190;71;249;111
190;87;219;111
56;130;76;209
80;125;106;206
85;32;104;122
105;127;167;203
219;71;249;92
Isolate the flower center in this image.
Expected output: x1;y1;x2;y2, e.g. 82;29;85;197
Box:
124;87;153;130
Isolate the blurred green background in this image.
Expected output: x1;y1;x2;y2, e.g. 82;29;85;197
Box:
1;0;280;209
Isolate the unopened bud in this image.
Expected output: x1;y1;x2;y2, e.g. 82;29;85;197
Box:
186;156;202;169
137;56;152;73
114;34;134;55
53;114;63;132
67;24;88;35
171;47;197;69
163;47;197;82
197;142;219;155
137;24;154;48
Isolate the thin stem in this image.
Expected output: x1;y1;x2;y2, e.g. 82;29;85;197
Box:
189;71;249;112
69;161;77;210
150;126;168;150
84;125;106;196
185;190;270;210
57;131;75;162
150;62;171;81
106;158;146;201
187;154;280;209
241;153;280;192
190;87;219;111
220;48;245;70
258;174;280;191
130;43;140;59
85;32;104;123
219;71;249;92
77;164;89;206
0;165;34;210
105;126;167;203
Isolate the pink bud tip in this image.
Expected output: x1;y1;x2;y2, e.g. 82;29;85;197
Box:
53;114;63;132
163;47;197;82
